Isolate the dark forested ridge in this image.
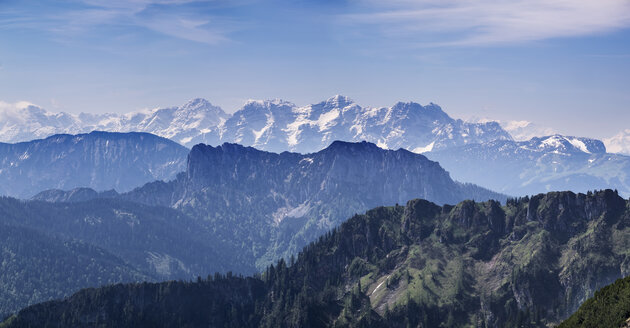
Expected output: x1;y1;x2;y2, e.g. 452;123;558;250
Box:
4;189;629;327
0;222;150;321
558;275;630;328
0;197;240;318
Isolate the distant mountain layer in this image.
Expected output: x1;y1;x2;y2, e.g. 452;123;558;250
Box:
0;99;228;148
127;140;506;269
4;96;628;199
36;141;505;273
0;96;511;151
0;131;188;198
4;190;629;327
499;120;556;141
427;134;630;197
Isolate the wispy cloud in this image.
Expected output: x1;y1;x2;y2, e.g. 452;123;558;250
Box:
0;0;239;44
341;0;630;46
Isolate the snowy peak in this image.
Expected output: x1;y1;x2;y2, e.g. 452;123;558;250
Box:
180;98;216;111
0;96;514;152
220;99;298;153
242;98;295;109
390;101;451;123
527;135;606;155
127;98;229;146
0;98;230;147
0;101;83;143
322;94;354;108
163;98;228;123
467;118;557;142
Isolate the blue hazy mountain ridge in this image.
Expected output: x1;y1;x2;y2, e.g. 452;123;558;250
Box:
0;131;188;198
2;139;504;319
34;140;506;271
121;141;506;269
426;134;630;197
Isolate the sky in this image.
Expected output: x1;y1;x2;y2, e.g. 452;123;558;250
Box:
1;0;630;139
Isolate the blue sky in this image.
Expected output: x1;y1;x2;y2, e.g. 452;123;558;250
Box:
1;0;629;139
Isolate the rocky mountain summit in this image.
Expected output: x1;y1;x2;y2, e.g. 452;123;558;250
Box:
122;140;506;270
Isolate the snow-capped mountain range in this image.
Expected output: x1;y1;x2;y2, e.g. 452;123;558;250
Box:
428;134;630;197
0;96;511;153
3;95;626;157
1;95;628;197
0;98;228;148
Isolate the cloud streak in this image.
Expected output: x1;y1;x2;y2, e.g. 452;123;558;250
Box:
341;0;630;46
0;0;237;45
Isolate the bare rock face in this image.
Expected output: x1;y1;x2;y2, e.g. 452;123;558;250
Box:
122;140;506;270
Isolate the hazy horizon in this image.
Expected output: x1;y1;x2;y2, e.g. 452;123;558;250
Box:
1;0;629;139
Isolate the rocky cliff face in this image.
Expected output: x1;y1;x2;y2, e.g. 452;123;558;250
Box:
0;131;188;198
122;140;505;270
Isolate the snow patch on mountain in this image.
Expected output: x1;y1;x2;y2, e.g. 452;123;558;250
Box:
413;141;435;154
531;135;605;155
566;137;591;154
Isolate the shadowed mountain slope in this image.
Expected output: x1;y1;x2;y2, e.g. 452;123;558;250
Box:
118;140;506;270
0;131;188;198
